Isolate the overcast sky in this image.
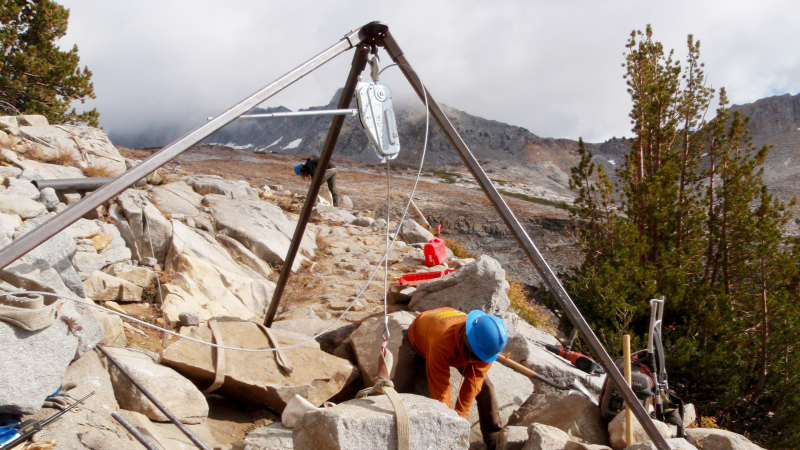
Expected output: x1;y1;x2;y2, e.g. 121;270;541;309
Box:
58;0;800;147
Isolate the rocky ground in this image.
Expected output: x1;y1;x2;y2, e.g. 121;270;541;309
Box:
126;144;585;286
0;116;767;450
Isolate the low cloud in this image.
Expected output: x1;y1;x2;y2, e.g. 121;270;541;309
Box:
59;0;800;147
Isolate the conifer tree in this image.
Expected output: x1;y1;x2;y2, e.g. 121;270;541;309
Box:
565;26;800;447
0;0;98;125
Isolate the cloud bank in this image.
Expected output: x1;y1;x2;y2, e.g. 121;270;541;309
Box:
59;0;800;147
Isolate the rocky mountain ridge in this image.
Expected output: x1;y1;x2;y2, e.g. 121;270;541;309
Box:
589;93;800;208
207;90;800;210
731;92;800;207
205;89;586;174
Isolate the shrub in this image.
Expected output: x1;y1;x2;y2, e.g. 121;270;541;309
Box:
508;278;553;332
443;237;476;259
699;416;720;429
0;132;12;149
24;142;80;167
141;270;171;303
53;145;80;166
83;163;117;177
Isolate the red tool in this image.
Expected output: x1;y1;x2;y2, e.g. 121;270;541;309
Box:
544;343;605;375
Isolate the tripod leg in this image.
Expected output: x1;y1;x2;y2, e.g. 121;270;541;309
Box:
264;44;370;327
380;32;672;450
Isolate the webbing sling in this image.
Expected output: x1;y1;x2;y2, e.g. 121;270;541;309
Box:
200;317;293;394
0;293;59;331
202;318;226;394
355;351;409;450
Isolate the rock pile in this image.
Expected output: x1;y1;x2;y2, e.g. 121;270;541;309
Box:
0;120;768;450
508;394;609;445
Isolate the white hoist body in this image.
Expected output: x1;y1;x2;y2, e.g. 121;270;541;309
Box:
356;81;400;163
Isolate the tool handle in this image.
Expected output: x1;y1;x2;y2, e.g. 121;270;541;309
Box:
0;392;94;450
496;353;540;377
0;428;37;450
14;420;41;434
544;343;604;375
562;349;578;362
0;419;44;450
546;344;578;363
41;391;94;427
496;354;572;390
544;343;562;355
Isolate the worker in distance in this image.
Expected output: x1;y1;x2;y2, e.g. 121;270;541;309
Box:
294;157;340;207
393;307;508;450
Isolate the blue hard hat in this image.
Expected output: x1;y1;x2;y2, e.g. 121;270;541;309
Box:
465;310;508;363
294;163;303;176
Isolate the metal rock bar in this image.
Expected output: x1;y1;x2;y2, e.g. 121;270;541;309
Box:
380;31;672;450
111;411;162;450
0;22;384;272
236;109;358;120
32;177;144;192
97;345;211;450
264;43;374;327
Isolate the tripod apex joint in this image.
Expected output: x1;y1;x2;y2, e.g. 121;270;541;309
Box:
347;21;389;47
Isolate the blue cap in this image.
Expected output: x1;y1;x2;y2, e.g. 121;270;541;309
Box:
465;310;508;363
294;163;303;176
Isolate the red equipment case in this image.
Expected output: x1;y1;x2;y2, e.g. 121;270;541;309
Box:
424;237;447;267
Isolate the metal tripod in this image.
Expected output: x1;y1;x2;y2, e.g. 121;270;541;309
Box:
0;21;671;450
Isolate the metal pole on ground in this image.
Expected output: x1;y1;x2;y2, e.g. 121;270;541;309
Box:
379;31;672;450
263;42;375;327
96;345;211;450
112;411;162;450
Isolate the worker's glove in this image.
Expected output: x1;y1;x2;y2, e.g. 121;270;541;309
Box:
43;382;78;411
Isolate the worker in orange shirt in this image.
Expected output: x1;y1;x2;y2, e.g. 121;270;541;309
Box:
393;307;508;450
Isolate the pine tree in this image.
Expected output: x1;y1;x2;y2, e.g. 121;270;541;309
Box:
0;0;98;125
565;26;800;447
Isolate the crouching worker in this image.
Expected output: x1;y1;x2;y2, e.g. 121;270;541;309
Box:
294;157;339;207
393;307;508;450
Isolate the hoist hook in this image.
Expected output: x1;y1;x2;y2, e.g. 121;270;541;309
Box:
368;54;380;83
